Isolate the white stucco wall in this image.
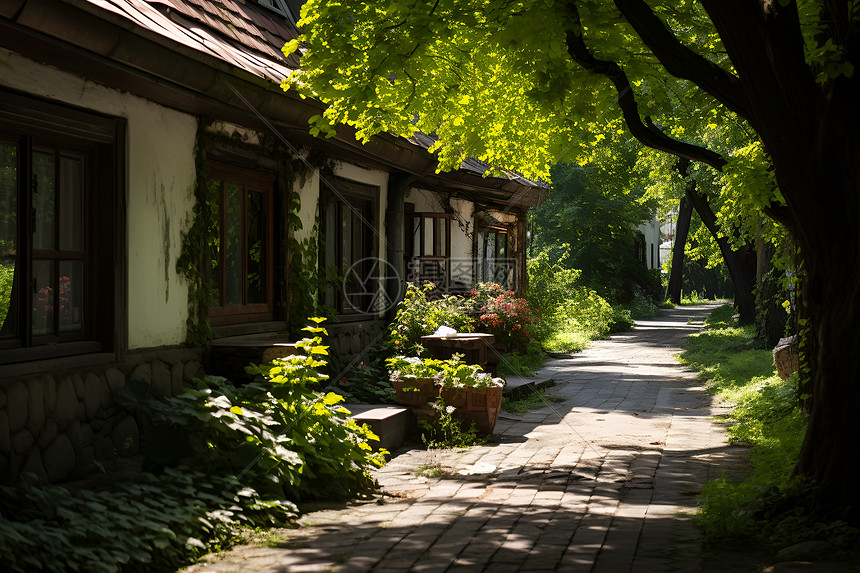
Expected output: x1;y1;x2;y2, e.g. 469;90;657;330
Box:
0;49;197;349
637;216;662;270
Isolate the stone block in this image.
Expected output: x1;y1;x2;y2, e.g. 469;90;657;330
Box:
84;373;103;419
66;419;82;448
55;377;79;429
21;448;47;480
111;416;139;457
7;381;28;433
130;362;152;389
74;445;95;475
11;429;34;453
92;432;114;461
184;360;203;382
79;422;93;448
171;362;186;396
38;419;59;448
151;360;172;397
0;411;9;454
773;335;799;380
72;374;85;397
0;387;6;409
26;377;45;435
44;434;76;482
105;368;126;393
43;374;57;414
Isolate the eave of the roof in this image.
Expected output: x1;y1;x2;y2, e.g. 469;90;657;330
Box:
0;0;547;209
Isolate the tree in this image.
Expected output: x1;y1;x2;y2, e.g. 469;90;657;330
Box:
285;1;860;524
531;160;661;303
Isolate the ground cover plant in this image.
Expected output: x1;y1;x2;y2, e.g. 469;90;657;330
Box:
683;306;859;558
501;389;566;416
0;321;386;573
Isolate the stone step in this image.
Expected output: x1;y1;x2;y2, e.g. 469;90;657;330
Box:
345;404;413;453
501;372;556;400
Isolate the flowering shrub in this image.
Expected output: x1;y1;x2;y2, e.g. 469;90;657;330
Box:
386;283;475;355
470;283;536;352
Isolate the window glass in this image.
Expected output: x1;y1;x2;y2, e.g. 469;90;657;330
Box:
31;260;54;337
205;166;274;325
0;142;17;339
32;150;55;250
246;190;265;304
59;260;83;332
224;183;243;306
59;156;83;251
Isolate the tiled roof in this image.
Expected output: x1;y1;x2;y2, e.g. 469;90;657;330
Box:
86;0;299;82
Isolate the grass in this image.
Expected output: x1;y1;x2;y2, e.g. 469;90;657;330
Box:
416;464;450;478
684;305;860;557
501;389;565;416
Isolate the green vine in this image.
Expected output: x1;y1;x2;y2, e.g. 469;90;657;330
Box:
176;120;333;345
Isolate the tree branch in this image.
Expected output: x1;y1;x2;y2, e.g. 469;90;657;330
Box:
564;3;727;171
613;0;749;118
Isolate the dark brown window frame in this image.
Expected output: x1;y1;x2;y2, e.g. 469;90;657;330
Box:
206;162;275;327
0;88;125;366
405;209;452;291
321;177;378;316
475;224;515;290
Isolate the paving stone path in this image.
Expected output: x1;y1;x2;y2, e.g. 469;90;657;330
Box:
187;303;753;572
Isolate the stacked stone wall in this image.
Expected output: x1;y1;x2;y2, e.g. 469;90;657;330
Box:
326;321;386;369
0;347;203;485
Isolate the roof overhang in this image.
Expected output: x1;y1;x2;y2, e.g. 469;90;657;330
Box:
0;0;547;209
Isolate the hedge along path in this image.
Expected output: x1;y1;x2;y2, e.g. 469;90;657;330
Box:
186;302;750;573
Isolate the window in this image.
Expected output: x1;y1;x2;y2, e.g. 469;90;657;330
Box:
476;225;514;289
322;178;377;314
206;164;275;326
405;210;452;291
0;90;124;364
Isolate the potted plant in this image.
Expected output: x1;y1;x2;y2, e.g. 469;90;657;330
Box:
435;356;505;435
385;355;443;407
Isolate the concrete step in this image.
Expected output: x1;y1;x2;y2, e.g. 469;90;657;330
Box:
501;370;556;400
345;404;413;453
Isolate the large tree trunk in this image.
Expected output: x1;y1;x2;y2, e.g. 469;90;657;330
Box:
666;194;692;304
684;185;757;325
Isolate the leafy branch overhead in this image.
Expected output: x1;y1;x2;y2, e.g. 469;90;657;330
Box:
288;0;860;526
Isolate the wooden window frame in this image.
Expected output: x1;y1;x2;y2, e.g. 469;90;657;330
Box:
475;224;514;289
0;88;125;366
405;211;452;292
321;177;378;316
206;163;275;327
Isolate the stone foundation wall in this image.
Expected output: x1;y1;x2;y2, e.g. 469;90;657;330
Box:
0;347;203;485
326;320;386;369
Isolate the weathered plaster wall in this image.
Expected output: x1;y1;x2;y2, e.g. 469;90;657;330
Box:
0;49;196;349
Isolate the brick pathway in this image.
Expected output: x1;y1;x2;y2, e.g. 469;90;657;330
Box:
186;303;751;572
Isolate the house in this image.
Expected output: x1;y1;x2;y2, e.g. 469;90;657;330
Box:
0;0;546;484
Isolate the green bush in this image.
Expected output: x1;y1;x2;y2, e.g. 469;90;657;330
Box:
387;283;475;354
0;320;386;573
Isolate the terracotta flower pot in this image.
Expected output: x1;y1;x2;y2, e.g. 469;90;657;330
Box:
440;385;503;435
391;377;439;407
